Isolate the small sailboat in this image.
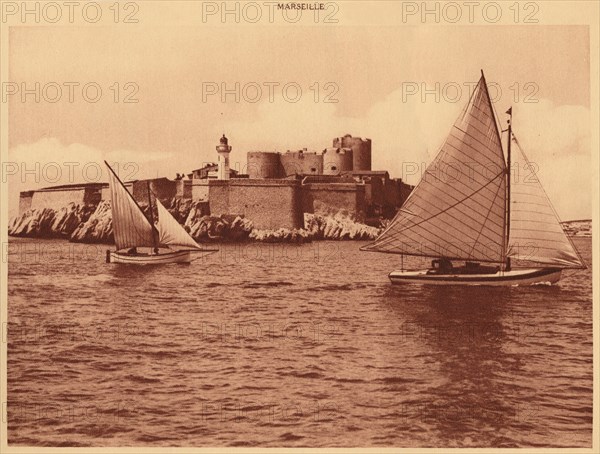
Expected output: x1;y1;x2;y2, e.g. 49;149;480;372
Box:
104;161;217;264
362;71;586;286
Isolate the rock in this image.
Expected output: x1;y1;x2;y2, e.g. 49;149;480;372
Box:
8;198;384;245
249;228;313;243
8;203;95;239
70;201;114;244
228;216;254;241
167;198;205;224
185;214;253;242
186;215;226;240
52;203;97;238
304;212;381;240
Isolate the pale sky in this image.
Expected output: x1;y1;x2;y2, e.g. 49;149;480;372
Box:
7;23;591;220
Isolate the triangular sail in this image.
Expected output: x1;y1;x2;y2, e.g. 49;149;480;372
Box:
155;197;202;250
105;162;157;251
507;134;585;268
363;75;507;262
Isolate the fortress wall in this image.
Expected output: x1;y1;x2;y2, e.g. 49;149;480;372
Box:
247;152;283;179
209;179;302;230
323;148;353;175
398;180;413;206
191;180;210;201
83;187;103;206
149;178;179;202
30;188;87;211
280;151;323;176
183;180;193;199
128;178;179;205
301;182;366;220
174;180;186;199
100;186;111;201
333;135;372;171
19;191;34;214
383;179;402;208
367;177;385;208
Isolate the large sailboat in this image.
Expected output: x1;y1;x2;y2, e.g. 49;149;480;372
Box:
105;161;217;264
362;71;585;286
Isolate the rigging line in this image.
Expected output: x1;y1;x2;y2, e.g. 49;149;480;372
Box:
488;89;507;163
510;218;567;225
511;209;558;217
374;176;506;249
364;77;490;250
360;246;505;263
509;238;578;247
480;72;505;162
511;227;570;234
510;191;548;200
455;110;504;153
398;191;506;244
467;172;505;259
444;134;505;173
458;108;499;142
390;170;505;235
452;120;504;159
375;220;501;262
512;133;586;267
372;183;505;248
373;210;504;260
412;174;506;218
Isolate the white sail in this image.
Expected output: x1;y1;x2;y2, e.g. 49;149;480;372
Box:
155;197;202;250
507;135;584;268
106;163;157;251
363;75;507;262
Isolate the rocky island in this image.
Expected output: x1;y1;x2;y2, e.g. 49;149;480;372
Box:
9;133;409;244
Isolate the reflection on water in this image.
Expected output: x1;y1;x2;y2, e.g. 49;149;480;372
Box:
6;238;593;447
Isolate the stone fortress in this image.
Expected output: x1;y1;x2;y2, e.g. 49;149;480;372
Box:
17;134;413;231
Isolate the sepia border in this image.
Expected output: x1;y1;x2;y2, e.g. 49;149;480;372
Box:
0;1;598;453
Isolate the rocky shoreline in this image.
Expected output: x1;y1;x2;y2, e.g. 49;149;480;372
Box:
8;200;383;244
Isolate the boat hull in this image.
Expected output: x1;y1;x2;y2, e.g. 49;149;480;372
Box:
389;268;562;286
108;250;192;264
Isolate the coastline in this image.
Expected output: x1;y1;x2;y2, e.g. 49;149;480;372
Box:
7;200;383;244
8;200;591;246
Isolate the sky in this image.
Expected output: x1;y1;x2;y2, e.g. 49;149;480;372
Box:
7;22;591;220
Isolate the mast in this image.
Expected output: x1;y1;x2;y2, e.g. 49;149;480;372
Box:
147;181;158;251
505;107;512;270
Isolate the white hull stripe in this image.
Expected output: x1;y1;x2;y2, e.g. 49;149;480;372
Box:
109;251;191;264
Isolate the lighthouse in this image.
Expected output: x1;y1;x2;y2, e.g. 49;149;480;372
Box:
216;134;232;180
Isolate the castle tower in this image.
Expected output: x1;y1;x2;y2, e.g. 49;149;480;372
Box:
333;134;372;171
216;134;232;180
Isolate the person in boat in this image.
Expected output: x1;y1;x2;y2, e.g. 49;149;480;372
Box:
126;247;137;255
428;258;453;274
153;247;159;255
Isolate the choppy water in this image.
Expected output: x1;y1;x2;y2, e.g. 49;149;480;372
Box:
6;238;593;447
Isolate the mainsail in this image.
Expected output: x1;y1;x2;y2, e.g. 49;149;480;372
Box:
507;134;585;268
363;74;507;262
155;197;202;250
106;162;157;251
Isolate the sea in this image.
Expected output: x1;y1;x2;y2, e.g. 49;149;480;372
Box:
5;237;593;448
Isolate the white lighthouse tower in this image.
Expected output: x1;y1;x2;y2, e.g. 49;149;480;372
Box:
216;134;232;180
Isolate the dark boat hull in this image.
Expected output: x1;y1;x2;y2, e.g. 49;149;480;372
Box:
389;268;562;286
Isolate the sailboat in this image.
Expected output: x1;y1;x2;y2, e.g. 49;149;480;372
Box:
104;161;217;264
362;71;586;286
